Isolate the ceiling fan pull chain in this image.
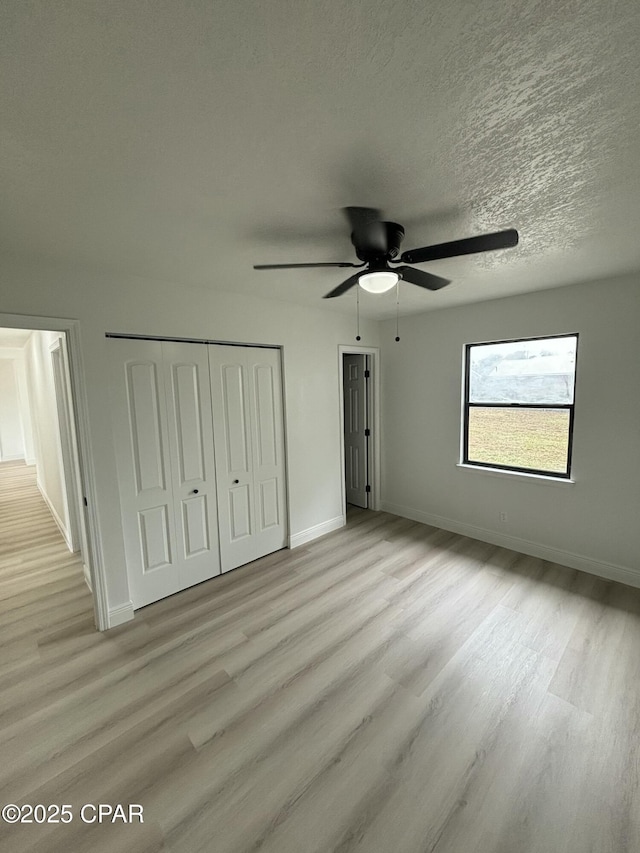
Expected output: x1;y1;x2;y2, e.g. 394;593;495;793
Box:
395;281;400;342
356;285;361;341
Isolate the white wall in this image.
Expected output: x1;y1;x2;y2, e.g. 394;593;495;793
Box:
9;251;636;620
13;352;35;464
0;346;36;464
0;257;379;617
380;274;640;584
0;357;24;460
23;330;73;545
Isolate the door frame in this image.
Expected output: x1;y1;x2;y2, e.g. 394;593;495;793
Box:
339;345;381;519
0;312;108;631
50;336;88;558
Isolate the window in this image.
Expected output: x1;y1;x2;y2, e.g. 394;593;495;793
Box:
463;334;578;478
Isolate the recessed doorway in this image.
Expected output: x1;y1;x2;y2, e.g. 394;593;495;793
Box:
339;345;380;519
0;313;105;630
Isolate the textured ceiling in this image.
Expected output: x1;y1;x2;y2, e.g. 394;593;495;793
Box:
1;0;639;319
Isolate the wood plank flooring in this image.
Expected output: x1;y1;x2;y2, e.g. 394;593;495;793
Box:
1;461;639;852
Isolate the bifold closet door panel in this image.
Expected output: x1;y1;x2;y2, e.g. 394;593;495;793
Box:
209;345;287;573
161;341;221;589
247;347;288;556
109;339;220;608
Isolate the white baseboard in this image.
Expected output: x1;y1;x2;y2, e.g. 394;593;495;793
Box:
289;514;345;549
25;456;36;466
37;479;73;553
381;501;640;590
108;601;135;629
0;453;26;461
83;564;92;592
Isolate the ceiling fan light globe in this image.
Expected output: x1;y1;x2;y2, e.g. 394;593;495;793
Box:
358;271;399;294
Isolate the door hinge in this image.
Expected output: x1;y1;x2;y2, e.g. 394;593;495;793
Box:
83;496;88;507
364;428;370;437
364;369;370;378
365;484;371;493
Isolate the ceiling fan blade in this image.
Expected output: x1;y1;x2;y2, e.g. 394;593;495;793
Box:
343;206;387;255
323;271;363;299
253;261;361;270
401;229;519;265
396;266;451;291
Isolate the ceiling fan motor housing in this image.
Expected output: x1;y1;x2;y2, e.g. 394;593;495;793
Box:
352;221;405;261
384;222;405;259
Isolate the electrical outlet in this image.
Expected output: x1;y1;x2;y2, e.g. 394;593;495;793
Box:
499;512;508;523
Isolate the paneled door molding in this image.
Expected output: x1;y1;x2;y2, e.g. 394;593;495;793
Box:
209;344;287;573
109;338;222;609
109;338;288;608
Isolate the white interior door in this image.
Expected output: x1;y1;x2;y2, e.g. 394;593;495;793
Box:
209;344;287;572
162;341;221;588
343;353;368;508
110;338;221;608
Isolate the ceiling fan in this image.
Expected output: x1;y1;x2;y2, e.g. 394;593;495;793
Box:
254;207;519;298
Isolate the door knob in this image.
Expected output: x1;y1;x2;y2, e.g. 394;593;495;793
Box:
233;479;239;484
192;489;199;494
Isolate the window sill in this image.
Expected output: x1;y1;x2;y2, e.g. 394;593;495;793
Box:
456;463;575;485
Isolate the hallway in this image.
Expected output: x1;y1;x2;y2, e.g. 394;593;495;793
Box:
0;460;93;668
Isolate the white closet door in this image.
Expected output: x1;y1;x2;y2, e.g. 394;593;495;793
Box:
109;339;220;608
209;344;287;572
161;341;221;591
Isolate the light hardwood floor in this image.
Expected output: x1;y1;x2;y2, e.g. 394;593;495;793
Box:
1;460;639;852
